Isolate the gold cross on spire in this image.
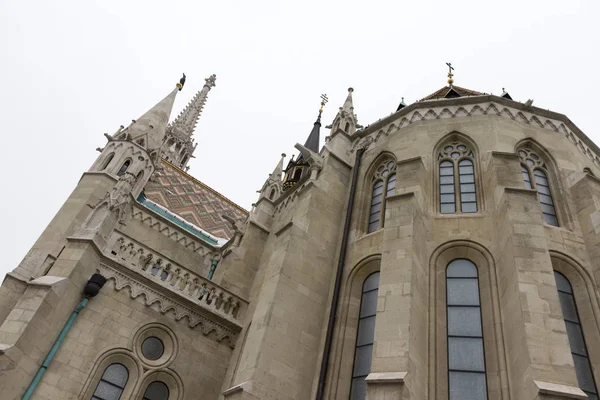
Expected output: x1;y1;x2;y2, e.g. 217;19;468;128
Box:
319;94;329;114
446;62;455;87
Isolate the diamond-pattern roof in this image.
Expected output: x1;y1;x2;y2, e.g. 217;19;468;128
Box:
144;160;248;240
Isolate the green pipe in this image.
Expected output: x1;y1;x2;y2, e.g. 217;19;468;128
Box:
208;258;219;280
22;297;89;400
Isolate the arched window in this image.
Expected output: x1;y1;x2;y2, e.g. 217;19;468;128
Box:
446;259;487;400
345;122;350;132
269;188;276;200
438;142;477;214
518;148;558;226
101;154;115;171
367;160;397;233
142;381;170;400
554;271;598;399
293;167;303;181
350;272;380;400
117;160;131;177
91;363;129;400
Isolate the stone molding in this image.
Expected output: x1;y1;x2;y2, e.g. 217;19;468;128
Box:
97;262;242;348
131;204;214;255
365;371;406;384
534;380;587;399
350;101;600;170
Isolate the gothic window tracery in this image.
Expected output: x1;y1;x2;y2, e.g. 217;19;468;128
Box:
91;363;129;400
438;142;477;214
350;272;380;400
367;160;397;233
554;272;599;399
117;160;131;177
446;259;487;400
518;148;558;226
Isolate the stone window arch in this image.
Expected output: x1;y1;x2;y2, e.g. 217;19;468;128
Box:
91;363;129;400
517;146;559;226
446;259;487;400
431;241;506;400
80;349;142;400
367;158;397;233
102;153;115;171
322;255;380;399
136;370;183;400
551;253;600;398
349;271;380;399
436;140;478;214
142;381;169;400
117;159;131;177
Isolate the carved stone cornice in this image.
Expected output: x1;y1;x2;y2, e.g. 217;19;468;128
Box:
351;99;600;171
97;262;242;348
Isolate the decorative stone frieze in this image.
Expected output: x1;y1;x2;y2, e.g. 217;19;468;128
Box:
351;101;600;168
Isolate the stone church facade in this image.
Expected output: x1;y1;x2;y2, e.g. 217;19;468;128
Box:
1;72;600;400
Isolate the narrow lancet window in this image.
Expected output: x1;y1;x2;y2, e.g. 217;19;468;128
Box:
554;272;598;399
91;363;129;400
101;154;114;171
446;259;487;400
367;160;397;233
438;142;477;214
350;272;380;400
518;148;558;226
117;160;131;177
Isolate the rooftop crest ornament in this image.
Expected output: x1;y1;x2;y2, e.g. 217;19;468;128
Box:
446;62;454;87
177;73;186;91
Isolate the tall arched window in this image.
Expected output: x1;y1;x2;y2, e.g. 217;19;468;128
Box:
142;381;170;400
446;259;487;400
91;363;129;400
101;154;115;171
518;148;558;226
350;272;380;400
117;160;131;177
367;160;397;233
554;271;598;399
438;142;478;214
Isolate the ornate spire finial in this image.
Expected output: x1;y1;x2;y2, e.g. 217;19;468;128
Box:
319;93;329;116
446;62;454;87
177;73;186;91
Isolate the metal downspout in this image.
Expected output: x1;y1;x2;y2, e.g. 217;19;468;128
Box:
22;298;89;400
22;273;106;400
316;147;365;399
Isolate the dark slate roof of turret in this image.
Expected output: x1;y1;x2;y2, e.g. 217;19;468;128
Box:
420;85;484;101
303;114;322;153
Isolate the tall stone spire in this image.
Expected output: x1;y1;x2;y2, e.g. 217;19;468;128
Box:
160;74;217;170
120;84;180;152
168;74;216;138
270;153;286;182
328;87;361;136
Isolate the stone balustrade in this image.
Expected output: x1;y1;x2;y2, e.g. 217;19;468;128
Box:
107;235;245;321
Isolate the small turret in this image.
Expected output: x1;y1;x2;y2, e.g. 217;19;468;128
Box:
258;153;286;202
328;87;361;136
283;95;327;190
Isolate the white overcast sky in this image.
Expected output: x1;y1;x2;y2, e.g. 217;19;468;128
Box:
0;0;599;280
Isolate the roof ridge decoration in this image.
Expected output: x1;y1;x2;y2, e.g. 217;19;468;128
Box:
348;99;600;170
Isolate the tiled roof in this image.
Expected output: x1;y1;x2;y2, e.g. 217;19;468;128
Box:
144;160;248;240
419;85;484;101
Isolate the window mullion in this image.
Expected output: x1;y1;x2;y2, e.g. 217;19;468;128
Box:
453;161;460;208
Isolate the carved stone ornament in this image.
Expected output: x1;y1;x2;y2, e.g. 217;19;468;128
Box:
97;262;240;348
294;143;324;172
89;172;137;223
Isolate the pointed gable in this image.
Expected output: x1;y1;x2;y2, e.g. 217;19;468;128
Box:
419;85;484;101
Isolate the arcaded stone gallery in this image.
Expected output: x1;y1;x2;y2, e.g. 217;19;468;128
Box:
1;70;600;400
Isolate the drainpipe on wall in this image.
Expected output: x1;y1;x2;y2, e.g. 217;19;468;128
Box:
316;147;365;400
22;273;107;400
208;258;219;280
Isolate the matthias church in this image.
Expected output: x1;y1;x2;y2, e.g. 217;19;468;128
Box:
1;69;599;400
